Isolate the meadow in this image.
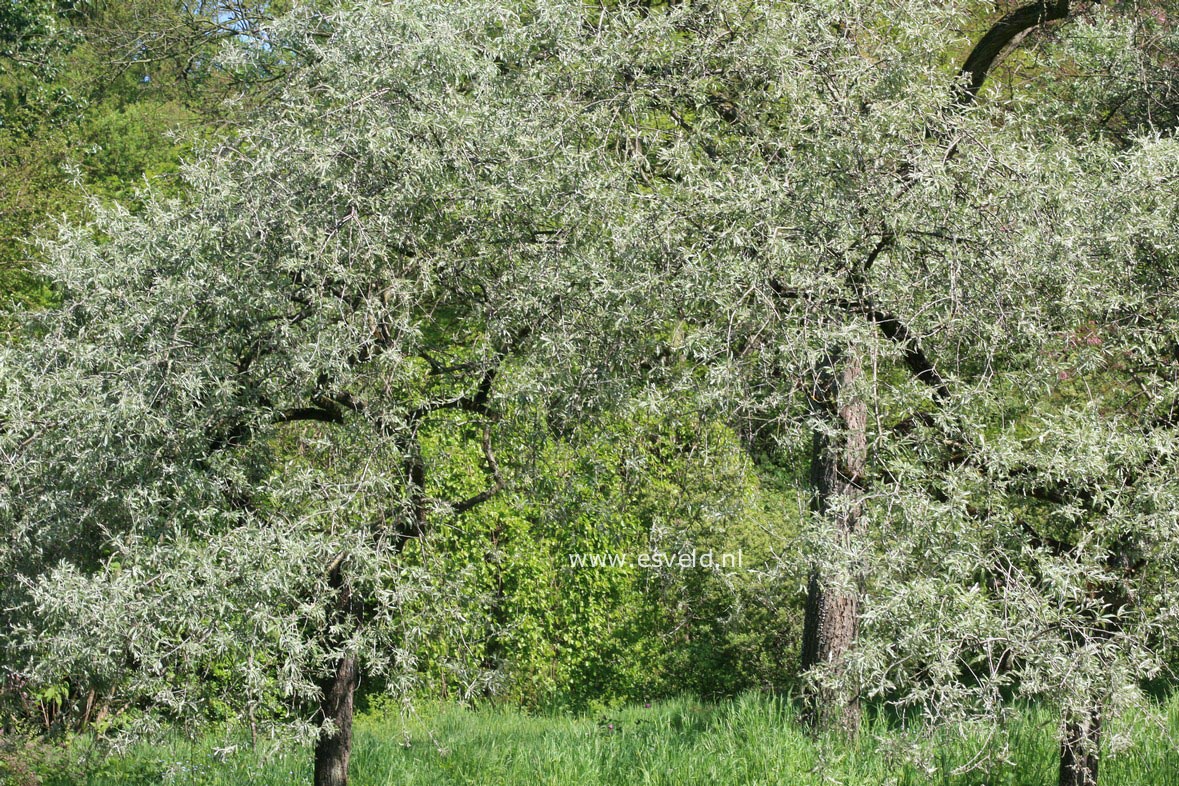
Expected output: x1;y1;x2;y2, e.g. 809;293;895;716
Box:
26;694;1179;786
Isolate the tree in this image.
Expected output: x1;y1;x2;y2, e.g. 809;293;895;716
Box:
1;3;653;784
552;2;1178;783
796;0;1079;736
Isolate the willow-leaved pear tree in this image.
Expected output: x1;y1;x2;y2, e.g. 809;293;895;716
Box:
0;3;658;785
660;7;1179;786
533;1;1179;784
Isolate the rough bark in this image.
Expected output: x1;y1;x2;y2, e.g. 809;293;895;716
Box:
800;347;867;732
313;653;360;786
312;549;362;786
1059;709;1101;786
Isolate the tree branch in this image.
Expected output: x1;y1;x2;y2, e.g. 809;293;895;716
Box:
768;278;951;400
956;1;1073;105
274;405;345;425
408;366;497;422
862;304;951;401
450;421;504;514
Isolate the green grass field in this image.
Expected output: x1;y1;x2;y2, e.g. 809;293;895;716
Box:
30;694;1179;786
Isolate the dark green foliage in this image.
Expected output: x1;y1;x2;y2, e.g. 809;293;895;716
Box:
0;0;271;313
393;407;804;711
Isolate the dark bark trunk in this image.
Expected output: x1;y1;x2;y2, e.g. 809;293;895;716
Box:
956;1;1072;105
313;653;360;786
313;551;362;786
1056;536;1141;786
800;347;867;733
1059;708;1101;786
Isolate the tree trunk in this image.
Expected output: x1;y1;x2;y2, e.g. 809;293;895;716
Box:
800;347;867;732
1057;538;1138;786
314;652;360;786
1059;708;1101;786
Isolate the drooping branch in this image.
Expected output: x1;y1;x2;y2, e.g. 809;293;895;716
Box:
275;405;346;426
409;366;498;422
861;304;951;401
275;389;365;427
684;4;1081;404
841;1;1081;392
381;361;506;523
846;1;1079;392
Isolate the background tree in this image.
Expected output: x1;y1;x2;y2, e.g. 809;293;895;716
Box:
0;0;286;314
544;3;1179;784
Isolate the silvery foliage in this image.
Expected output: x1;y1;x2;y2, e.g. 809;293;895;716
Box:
638;3;1179;766
2;0;1177;758
0;0;659;740
525;0;1179;765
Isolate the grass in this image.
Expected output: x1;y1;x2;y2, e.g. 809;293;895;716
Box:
27;694;1179;786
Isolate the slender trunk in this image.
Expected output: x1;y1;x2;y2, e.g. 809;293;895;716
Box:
314;653;360;786
1059;708;1101;786
800;346;867;732
1057;537;1139;786
314;552;361;786
309;426;427;786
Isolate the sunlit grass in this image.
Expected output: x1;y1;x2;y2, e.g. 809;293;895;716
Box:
44;693;1179;786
